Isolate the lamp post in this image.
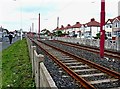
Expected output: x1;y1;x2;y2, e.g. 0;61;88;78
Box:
100;0;105;58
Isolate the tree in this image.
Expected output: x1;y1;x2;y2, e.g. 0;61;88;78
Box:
94;32;108;39
56;30;62;37
41;29;50;36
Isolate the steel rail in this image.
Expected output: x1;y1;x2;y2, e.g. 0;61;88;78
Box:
53;40;120;59
37;39;120;80
31;39;96;89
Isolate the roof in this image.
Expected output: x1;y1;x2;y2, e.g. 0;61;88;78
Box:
65;24;72;29
114;15;120;21
106;15;120;24
59;25;65;30
86;18;100;27
105;19;114;24
53;27;59;31
72;22;82;28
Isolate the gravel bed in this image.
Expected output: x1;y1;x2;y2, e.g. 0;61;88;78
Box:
40;40;120;88
93;81;120;89
43;40;120;73
34;41;120;88
34;44;84;89
43;56;82;89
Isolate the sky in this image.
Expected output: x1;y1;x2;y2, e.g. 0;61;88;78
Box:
0;0;120;32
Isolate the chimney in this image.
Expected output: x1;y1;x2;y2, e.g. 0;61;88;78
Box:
68;24;71;26
61;25;64;28
76;22;80;24
91;18;95;21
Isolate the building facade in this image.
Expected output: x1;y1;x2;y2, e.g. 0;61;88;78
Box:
84;18;100;39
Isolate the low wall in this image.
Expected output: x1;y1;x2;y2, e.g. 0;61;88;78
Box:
42;36;120;51
26;37;58;88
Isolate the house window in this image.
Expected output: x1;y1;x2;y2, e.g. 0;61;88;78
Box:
116;23;118;27
106;25;108;28
106;32;111;37
110;25;112;28
67;31;69;34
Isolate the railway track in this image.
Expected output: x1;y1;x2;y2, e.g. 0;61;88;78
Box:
31;38;120;89
53;40;120;59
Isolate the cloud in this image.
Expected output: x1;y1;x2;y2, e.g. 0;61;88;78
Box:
0;0;119;31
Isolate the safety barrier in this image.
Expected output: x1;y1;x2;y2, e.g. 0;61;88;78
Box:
26;38;58;88
42;36;120;51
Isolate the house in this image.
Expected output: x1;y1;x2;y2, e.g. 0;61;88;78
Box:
58;25;65;33
0;26;8;37
52;18;100;38
84;18;100;39
53;27;59;33
105;16;120;39
105;19;113;39
72;22;82;38
64;24;72;36
112;16;120;37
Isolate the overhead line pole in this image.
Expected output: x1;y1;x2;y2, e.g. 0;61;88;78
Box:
57;17;59;28
38;13;40;39
100;0;105;58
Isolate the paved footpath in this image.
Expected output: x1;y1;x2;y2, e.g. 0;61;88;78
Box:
0;37;20;52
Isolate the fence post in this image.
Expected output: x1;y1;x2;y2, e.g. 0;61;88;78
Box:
31;46;36;77
27;38;31;55
34;50;44;88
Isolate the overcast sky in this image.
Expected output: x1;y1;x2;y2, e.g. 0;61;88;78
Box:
0;0;119;32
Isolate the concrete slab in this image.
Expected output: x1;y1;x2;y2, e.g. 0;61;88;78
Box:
74;69;97;72
89;79;118;84
80;73;105;77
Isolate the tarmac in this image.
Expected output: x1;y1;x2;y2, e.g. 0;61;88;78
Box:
0;37;20;52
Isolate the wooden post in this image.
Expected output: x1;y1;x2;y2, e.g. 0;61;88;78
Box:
31;46;36;77
34;50;44;88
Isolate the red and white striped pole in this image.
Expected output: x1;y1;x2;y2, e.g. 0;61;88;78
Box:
38;13;40;39
100;0;105;58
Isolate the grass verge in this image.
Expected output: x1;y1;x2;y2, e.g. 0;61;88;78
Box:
1;38;35;88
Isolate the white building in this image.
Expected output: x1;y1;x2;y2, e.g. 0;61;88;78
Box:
112;16;120;37
84;18;100;39
59;25;65;33
105;16;120;39
72;22;82;38
105;19;113;39
64;24;72;35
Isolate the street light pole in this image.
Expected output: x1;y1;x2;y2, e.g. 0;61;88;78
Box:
38;13;40;39
100;0;105;58
57;17;59;28
32;22;34;38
